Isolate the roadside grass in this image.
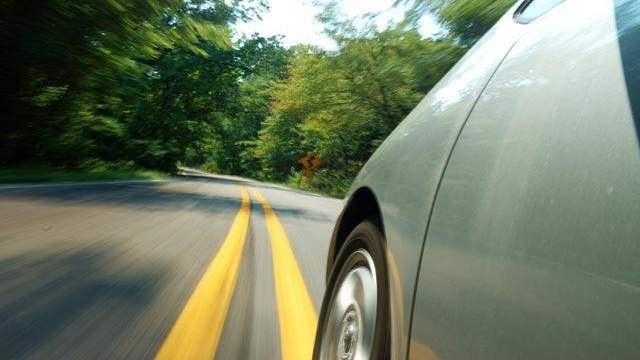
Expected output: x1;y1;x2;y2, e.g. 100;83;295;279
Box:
0;167;167;184
285;171;350;198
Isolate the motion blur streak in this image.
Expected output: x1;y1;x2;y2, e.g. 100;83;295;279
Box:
154;186;250;360
251;189;317;360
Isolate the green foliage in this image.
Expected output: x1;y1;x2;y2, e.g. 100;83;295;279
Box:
1;0;510;195
0;0;263;171
255;114;308;181
400;0;517;46
252;25;462;195
288;169;353;198
250;0;509;196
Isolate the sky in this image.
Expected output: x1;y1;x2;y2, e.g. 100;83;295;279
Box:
233;0;440;50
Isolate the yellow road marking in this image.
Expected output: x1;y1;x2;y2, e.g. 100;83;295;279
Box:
251;189;317;360
154;186;251;360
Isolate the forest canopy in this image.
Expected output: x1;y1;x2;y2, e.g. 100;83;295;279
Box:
0;0;515;196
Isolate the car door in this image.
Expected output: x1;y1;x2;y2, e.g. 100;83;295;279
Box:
409;0;640;359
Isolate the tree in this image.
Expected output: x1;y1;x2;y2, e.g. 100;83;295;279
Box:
1;0;512;197
253;23;462;193
0;0;262;169
398;0;517;46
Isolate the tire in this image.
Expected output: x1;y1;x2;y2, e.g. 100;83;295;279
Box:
313;218;390;360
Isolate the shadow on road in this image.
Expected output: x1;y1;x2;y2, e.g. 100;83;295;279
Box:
0;181;241;213
0;175;337;223
0;245;169;359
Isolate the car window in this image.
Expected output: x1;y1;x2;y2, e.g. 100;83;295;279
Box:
514;0;564;23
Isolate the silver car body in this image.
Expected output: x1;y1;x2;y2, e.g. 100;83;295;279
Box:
327;0;640;358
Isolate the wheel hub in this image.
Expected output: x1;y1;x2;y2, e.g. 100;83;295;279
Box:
318;249;378;360
338;309;359;360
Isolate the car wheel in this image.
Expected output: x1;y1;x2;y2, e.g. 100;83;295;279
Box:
313;218;390;360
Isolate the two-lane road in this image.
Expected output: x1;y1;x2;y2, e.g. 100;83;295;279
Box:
0;174;342;360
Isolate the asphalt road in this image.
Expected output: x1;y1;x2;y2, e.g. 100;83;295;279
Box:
0;172;342;360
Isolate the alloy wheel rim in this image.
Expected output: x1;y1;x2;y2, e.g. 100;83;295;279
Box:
319;249;377;360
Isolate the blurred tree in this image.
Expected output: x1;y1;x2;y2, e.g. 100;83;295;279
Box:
214;36;292;175
253;22;462;192
0;0;514;196
398;0;517;46
0;0;265;169
126;33;290;172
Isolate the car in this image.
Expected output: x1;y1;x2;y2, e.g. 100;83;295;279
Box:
312;0;640;359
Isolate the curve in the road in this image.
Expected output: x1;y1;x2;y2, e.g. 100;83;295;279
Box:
153;185;318;360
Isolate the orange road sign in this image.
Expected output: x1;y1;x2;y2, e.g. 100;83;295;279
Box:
299;154;323;178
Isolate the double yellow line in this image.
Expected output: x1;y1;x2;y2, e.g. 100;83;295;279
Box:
252;190;317;360
155;186;316;360
154;187;251;360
